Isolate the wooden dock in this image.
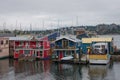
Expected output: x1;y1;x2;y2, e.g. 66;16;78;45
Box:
18;56;36;61
52;59;89;64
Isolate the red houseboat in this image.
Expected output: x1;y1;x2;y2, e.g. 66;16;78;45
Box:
12;36;50;60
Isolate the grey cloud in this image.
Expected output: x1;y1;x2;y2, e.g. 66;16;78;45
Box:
0;0;120;29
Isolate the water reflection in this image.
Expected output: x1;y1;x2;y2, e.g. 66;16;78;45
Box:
0;59;118;80
14;60;52;80
88;65;107;80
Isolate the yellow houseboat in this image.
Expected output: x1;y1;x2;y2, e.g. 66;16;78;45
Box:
82;38;113;64
89;43;110;64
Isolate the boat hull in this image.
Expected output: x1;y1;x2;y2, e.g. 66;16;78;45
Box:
89;59;109;64
88;54;110;64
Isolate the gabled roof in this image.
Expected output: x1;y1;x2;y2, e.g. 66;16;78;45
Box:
9;35;38;41
9;35;46;41
82;37;113;43
55;35;81;42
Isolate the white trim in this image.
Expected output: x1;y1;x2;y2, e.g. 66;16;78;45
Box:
55;35;81;42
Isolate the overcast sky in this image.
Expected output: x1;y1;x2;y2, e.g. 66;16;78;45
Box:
0;0;120;30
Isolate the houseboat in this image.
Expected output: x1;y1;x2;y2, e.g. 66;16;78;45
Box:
82;38;114;64
0;33;15;58
74;28;89;39
12;36;50;60
0;37;9;59
53;35;81;61
9;38;14;57
37;32;60;56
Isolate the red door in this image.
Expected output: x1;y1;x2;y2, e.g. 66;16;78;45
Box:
14;52;19;59
59;51;63;60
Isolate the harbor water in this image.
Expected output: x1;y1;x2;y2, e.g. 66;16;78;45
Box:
0;59;120;80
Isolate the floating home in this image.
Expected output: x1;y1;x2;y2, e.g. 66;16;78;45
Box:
0;37;9;59
9;38;14;57
53;35;81;61
38;32;60;56
37;32;60;42
73;28;89;39
82;38;114;64
0;33;16;58
12;36;50;60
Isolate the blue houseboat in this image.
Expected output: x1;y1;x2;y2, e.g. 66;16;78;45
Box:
53;35;81;60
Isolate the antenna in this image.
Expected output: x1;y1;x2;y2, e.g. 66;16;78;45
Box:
16;20;17;30
19;23;22;35
72;19;73;26
3;22;6;33
57;19;60;35
42;20;44;30
76;16;78;26
42;19;45;35
30;24;32;34
20;23;22;31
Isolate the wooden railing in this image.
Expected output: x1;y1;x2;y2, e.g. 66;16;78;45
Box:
15;45;43;49
55;46;75;49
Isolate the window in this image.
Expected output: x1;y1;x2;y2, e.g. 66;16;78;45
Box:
37;51;39;56
20;42;23;45
95;46;100;48
63;40;68;48
78;43;80;46
16;50;19;53
1;40;3;45
0;49;2;52
65;51;71;56
6;40;8;44
24;50;30;54
40;51;42;53
40;54;42;56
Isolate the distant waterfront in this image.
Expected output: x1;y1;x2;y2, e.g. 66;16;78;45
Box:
98;35;120;49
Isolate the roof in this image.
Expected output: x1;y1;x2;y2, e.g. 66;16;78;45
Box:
82;37;113;43
9;37;29;41
9;36;47;41
37;32;60;40
93;43;107;46
82;38;91;43
55;35;81;42
0;33;15;37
